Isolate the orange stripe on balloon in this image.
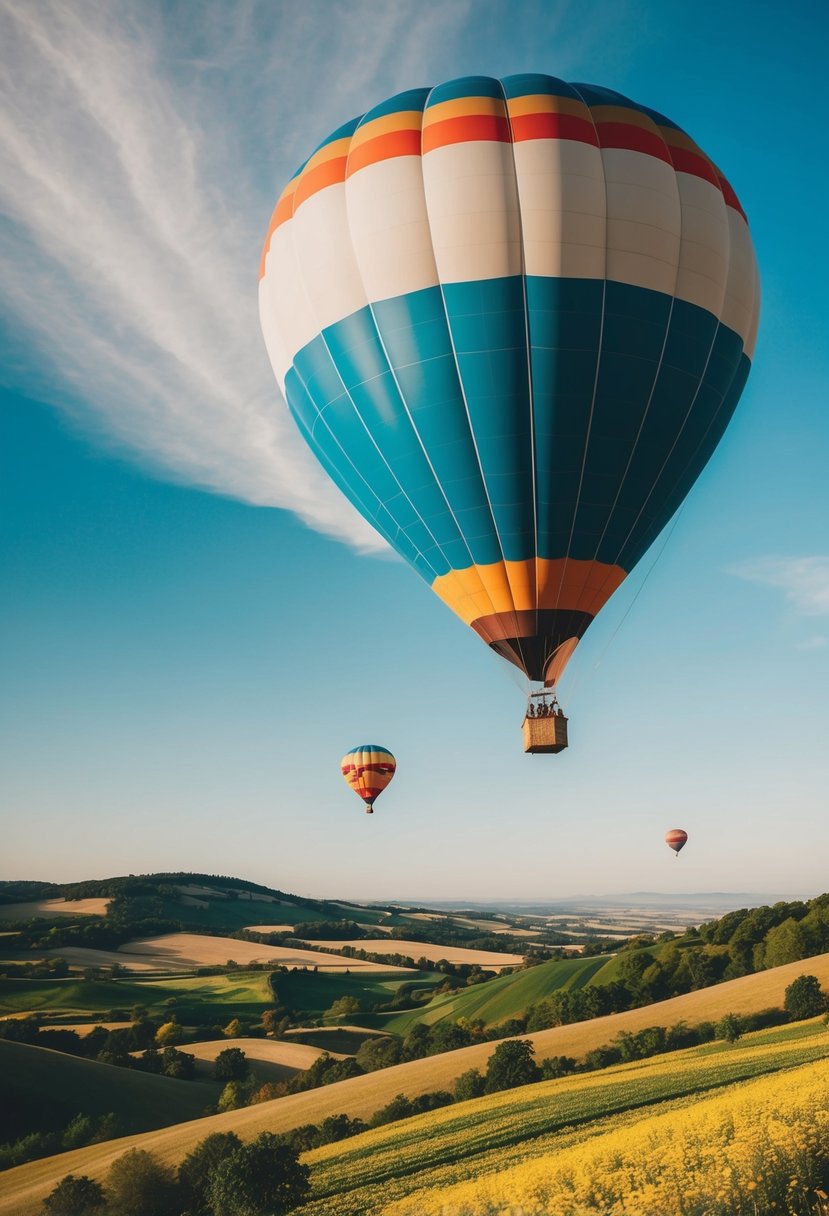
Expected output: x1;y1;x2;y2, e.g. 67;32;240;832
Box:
346;128;423;175
422;114;511;153
293;156;348;209
258;185;297;279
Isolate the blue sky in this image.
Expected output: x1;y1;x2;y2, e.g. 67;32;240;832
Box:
1;0;828;900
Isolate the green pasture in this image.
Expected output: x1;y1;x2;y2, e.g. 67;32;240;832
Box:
373;954;611;1034
0;971;273;1024
273;970;439;1020
0;1039;217;1144
294;1020;829;1215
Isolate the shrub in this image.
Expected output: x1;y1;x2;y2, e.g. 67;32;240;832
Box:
485;1039;540;1093
178;1132;242;1216
207;1133;310;1215
42;1174;106;1214
213;1047;249;1081
105;1149;179;1216
784;974;828;1021
454;1068;486;1101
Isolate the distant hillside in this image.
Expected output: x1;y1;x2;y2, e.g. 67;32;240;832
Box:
2;951;828;1215
0;873;395;933
0;1040;216;1144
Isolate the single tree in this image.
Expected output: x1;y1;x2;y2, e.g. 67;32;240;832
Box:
155;1019;184;1047
715;1013;743;1042
784;974;829;1021
484;1039;540;1093
454;1068;486;1101
162;1046;196;1080
355;1035;402;1072
207;1133;310;1216
105;1149;179;1216
42;1174;106;1215
325;995;361;1020
214;1047;250;1082
178;1132;242;1216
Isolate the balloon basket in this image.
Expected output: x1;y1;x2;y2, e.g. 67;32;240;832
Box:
522;711;568;754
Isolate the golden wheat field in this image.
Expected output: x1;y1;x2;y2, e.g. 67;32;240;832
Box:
178;1037;338;1080
0;898;110;920
306;939;524;968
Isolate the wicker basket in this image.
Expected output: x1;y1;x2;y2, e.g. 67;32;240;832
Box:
522;713;568;754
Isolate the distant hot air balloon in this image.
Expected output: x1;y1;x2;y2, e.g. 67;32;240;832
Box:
259;75;759;749
340;745;396;814
665;829;688;857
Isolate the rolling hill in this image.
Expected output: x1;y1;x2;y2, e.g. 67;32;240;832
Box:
2;951;827;1215
0;1040;217;1144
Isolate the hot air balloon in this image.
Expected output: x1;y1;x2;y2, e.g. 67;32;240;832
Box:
259;75;759;750
665;828;688;857
340;745;396;814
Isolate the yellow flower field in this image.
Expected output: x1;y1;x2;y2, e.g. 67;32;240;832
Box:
384;1060;829;1216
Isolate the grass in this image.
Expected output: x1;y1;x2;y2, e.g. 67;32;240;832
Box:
0;1040;217;1144
273;970;439;1020
373;953;610;1034
0;970;275;1024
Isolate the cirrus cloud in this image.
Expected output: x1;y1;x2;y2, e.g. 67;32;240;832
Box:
730;556;829;616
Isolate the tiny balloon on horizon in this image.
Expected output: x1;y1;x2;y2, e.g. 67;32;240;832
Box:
665;828;689;857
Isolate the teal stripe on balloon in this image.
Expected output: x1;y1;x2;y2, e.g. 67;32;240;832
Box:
283;278;750;583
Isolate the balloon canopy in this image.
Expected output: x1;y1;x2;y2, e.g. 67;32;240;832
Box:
260;74;759;686
340;745;397;813
665;828;688;855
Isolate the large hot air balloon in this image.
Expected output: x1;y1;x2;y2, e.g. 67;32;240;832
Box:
259;75;759;743
340;745;396;814
665;828;688;857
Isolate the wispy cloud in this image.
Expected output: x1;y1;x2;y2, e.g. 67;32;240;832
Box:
0;0;597;549
796;635;828;651
730;556;829;616
0;0;444;550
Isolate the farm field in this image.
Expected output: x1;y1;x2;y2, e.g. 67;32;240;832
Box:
9;933;415;977
118;933;411;972
0;898;110;921
0;970;276;1023
306;939;524;968
0;1039;217;1144
302;1032;829;1216
168;1037;336;1082
1;1015;826;1216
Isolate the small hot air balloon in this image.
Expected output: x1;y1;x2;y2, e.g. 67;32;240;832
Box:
665;829;688;857
259;75;759;751
340;745;396;814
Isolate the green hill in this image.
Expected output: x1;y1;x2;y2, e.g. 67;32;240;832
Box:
373;953;614;1033
0;970;274;1023
0;1040;217;1144
3;951;828;1216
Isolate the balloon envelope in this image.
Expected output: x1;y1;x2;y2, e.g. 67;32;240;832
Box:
340;745;396;813
260;74;759;685
665;828;688;854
